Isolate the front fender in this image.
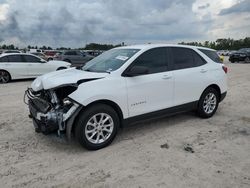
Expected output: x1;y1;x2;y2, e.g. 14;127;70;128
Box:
69;77;129;118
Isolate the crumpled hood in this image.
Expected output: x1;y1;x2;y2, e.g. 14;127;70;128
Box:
31;68;108;91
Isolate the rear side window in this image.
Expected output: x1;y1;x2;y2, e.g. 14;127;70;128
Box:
131;47;168;74
0;56;9;62
171;47;206;70
8;55;23;62
199;49;221;63
23;55;41;62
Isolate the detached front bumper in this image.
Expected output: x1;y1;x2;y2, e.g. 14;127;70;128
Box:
25;88;81;138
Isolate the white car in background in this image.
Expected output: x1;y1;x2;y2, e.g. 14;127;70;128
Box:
0;53;71;83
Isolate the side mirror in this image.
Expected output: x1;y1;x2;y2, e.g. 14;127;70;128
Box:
123;66;149;77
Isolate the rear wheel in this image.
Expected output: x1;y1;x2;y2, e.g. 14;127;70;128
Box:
0;70;11;83
197;88;219;118
75;104;119;150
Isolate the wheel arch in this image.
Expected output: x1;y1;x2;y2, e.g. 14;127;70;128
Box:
201;84;221;101
0;69;12;80
70;99;124;135
85;100;124;125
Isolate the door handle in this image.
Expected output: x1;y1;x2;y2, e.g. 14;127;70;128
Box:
162;75;172;80
200;69;207;73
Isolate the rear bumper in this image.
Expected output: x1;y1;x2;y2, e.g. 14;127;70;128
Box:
220;92;227;102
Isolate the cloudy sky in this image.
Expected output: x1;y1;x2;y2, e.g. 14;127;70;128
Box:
0;0;249;48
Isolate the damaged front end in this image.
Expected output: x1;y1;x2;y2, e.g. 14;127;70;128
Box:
24;85;82;139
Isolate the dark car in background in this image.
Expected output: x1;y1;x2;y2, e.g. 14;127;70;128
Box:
55;50;94;66
229;48;250;63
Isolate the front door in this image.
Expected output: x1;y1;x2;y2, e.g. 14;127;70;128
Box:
124;47;174;117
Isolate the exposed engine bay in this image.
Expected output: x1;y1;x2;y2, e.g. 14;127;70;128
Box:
24;85;81;138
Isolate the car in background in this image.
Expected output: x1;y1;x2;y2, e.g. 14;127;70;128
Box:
228;50;238;56
44;50;59;61
55;50;94;66
31;52;48;60
229;48;250;63
29;49;44;53
83;50;103;57
217;50;229;56
0;53;70;83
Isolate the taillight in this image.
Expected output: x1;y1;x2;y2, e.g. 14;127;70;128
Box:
222;66;228;74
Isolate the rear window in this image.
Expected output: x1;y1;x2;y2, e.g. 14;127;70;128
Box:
199;49;221;63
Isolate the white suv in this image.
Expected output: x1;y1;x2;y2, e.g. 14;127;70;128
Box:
25;44;227;150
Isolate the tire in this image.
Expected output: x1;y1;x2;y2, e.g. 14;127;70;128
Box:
245;57;250;63
64;59;71;63
0;70;11;83
197;87;219;119
57;67;67;71
75;104;119;150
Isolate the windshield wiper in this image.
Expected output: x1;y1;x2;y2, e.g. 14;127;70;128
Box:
83;69;93;72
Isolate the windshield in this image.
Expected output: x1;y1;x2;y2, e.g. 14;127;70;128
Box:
239;48;250;52
82;48;140;72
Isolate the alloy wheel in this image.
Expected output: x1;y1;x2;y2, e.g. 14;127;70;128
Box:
85;113;114;144
203;93;217;114
0;71;10;83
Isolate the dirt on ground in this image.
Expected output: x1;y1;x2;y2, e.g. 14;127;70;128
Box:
0;58;250;188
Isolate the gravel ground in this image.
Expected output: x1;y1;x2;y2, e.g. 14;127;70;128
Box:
0;58;250;188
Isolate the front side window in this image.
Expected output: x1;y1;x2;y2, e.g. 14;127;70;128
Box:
172;47;206;70
7;55;23;62
83;48;139;72
129;47;168;74
23;55;41;63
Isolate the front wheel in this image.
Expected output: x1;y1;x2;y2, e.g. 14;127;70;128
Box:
197;88;219;118
75;104;119;150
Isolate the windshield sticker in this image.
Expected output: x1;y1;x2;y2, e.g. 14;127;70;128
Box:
115;55;129;61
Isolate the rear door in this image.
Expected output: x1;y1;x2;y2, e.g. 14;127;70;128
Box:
125;47;174;117
170;47;208;106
